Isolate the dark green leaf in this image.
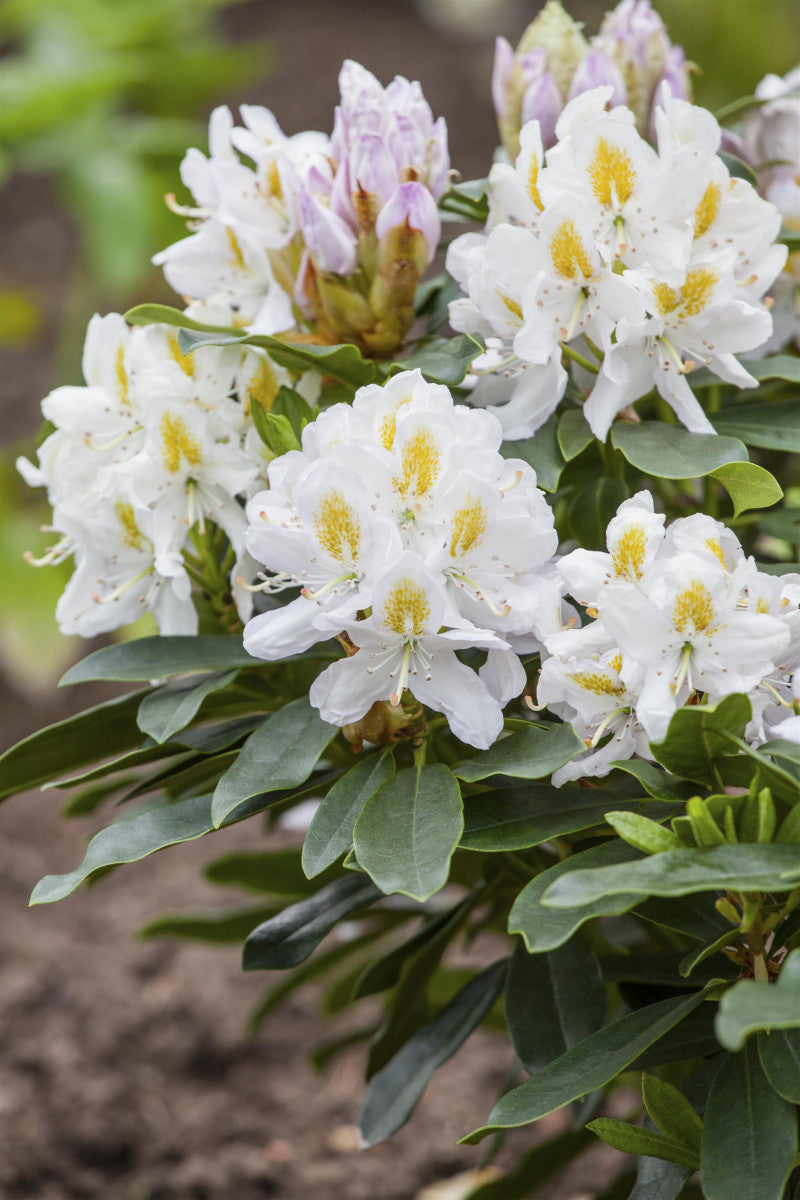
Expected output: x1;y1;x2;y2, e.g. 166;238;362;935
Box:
242;874;380;970
649;694;752;786
358;960;507;1146
0;690;148;801
252;408;300;455
177;326;378;387
139;905;279;943
302;751;395;878
712;399;800;453
390;334;484;386
136;669;238;743
353;764;463;902
503;413;564;492
455;722;583;783
463;1129;594;1200
439;178;489;222
758;1028;800;1103
352;905;460;1000
124;303;240;335
701;1040;797;1200
509;839;642;953
588;1119;699;1169
543;843;800;909
558;408;595;461
718;151;758;185
505;937;605;1072
60;635;258;684
758;509;800;545
211;698;337;826
611;421;748;479
611;760;696;801
205;848;342;895
570;478;630;550
635;894;730;942
715;949;800;1050
462;992;705;1143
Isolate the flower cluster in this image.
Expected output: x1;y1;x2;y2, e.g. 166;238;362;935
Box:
448;85;786;440
17;315;285;636
493;0;690;157
539;492;800;783
155;61;449;357
242;371;559;748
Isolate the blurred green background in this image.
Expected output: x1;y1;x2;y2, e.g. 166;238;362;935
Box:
1;0;798;699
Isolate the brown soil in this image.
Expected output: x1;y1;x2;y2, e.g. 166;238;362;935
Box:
0;3;626;1196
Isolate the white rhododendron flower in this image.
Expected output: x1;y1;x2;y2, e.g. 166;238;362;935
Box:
539;491;800;779
448;85;785;439
243;371;559;748
18;314;288;636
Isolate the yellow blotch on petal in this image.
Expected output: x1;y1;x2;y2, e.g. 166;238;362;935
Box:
498;292;524;322
756;595;771;614
115;344;130;406
694;181;721;239
673;579;715;634
166;332;195;378
609;651;623;674
588;137;636;207
653;268;718;320
378;395;413;451
246;357;279;415
450;495;488;558
226;226;247;270
383;577;431;637
160;412;203;474
528;158;544;211
115;499;146;552
549;219;593;281
393;426;441;499
705;537;726;568
313;490;362;565
611;524;648;581
568;669;625;697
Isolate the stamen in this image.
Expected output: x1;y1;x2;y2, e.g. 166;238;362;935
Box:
390;643;413;705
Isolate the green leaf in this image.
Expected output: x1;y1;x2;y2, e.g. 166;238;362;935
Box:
390;333;484;386
29;784;295;905
353;764;463;902
758;509;800;545
569;478;630;550
251;407;300;454
0;690;148;801
205;848;341;895
642;1074;703;1154
718;150;758;185
604;810;683;854
438;178;489;222
504;937;605;1073
351;903;463;1000
678;929;736;978
543;843;800;909
701;1040;797;1200
358;960;506;1146
124;303;240;335
211;698;337;826
302;751;395;878
715;950;800;1051
709;461;783;517
139;905;279;943
60;635;257;684
611;759;696;801
462;992;705;1143
649;694;752;786
455;722;583;783
136;669;238;743
712;398;800;453
635;894;730;943
588;1119;699;1169
176;326;378;387
611;421;748;479
557;408;595;461
509;839;642;953
503;413;564;492
460;787;672;851
758;1028;800;1104
242;874;380;970
462;1129;594;1200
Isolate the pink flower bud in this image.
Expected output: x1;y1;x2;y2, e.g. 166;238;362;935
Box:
568;48;628;108
519;51;564;149
375;182;441;264
492;36;516;122
298;191;357;275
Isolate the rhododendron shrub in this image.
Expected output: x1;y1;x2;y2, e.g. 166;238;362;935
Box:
4;5;799;1197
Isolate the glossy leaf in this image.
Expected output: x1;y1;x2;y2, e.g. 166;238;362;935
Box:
358;960;507;1146
611;759;696;801
709;461;783;517
354;764;463;902
60;635;257;684
462;992;705;1143
352;902;465;1001
642;1074;703;1154
569;478;630;550
390;334;484;386
701;1040;797;1200
611;421;747;479
463;1129;593;1200
543;843;800;909
211;698;337;826
504;937;605;1073
242;874;380;970
136;669;238;744
139;905;279;943
302;751;395;878
758;1028;800;1103
438;178;489;221
558;408;595;461
455;722;583;783
177;326;378;387
649;694;752;786
205;848;342;895
715;950;800;1050
124;302;239;335
588;1119;699;1169
712;398;800;452
605;810;683;854
509;839;642;953
505;413;564;493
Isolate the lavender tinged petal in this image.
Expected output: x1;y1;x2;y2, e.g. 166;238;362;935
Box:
298;191;357;275
375;182;441;263
568;48;628;107
492;36;516;120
